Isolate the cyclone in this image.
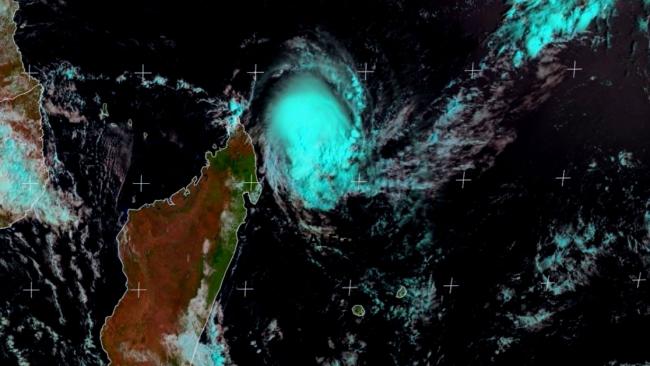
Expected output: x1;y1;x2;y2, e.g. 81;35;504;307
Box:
253;0;618;231
254;35;369;214
264;72;363;210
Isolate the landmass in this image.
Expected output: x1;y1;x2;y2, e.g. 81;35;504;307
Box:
101;124;260;365
0;0;73;227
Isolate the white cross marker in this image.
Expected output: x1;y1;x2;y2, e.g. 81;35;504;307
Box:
567;60;582;79
555;170;571;187
133;174;150;193
246;64;264;81
464;62;480;79
632;272;646;288
357;63;374;81
342;280;358;296
541;277;554;291
455;170;471;189
26;65;37;76
242;174;259;191
443;277;459;294
22;281;40;299
236;281;254;297
352;173;367;187
129;281;147;298
134;64;152;83
22;180;39;193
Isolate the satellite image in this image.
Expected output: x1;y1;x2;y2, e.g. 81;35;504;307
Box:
1;0;650;365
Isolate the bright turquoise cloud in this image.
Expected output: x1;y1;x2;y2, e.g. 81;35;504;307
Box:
265;72;361;210
492;0;616;66
0;124;73;226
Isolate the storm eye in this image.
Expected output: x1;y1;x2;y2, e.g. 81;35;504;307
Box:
267;73;352;146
